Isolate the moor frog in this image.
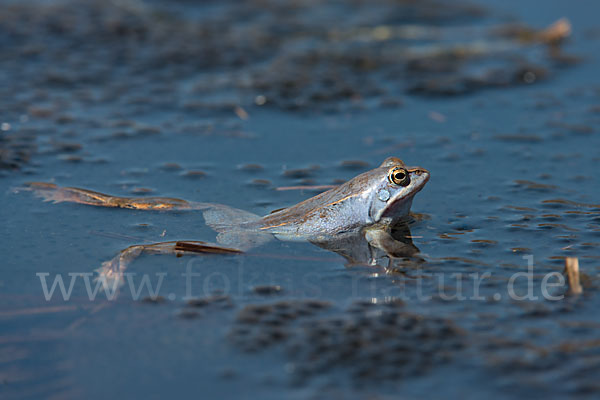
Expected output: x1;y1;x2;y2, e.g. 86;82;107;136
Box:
21;157;429;285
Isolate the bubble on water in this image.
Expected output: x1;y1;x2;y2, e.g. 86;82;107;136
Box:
523;71;537;83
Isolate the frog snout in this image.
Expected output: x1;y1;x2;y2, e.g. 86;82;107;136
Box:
410;167;429;181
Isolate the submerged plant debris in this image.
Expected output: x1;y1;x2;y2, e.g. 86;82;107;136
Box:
230;299;464;383
0;0;575;170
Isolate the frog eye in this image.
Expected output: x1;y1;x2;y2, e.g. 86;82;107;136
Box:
389;167;410;186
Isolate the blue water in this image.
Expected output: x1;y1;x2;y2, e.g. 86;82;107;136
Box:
1;0;599;398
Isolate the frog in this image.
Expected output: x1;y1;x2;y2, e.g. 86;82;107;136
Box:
20;157;429;287
202;157;429;248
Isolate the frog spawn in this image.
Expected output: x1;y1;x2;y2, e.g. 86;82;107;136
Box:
228;299;464;384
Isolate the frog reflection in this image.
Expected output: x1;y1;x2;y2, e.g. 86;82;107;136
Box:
310;219;422;269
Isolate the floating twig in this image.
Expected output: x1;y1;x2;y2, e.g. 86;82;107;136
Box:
276;185;337;191
564;257;583;295
234;105;249;120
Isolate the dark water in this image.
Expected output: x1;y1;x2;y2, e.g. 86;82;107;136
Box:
1;0;599;398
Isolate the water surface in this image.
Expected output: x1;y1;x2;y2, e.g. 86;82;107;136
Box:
1;0;599;398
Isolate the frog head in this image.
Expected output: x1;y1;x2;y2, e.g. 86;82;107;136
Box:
368;157;429;223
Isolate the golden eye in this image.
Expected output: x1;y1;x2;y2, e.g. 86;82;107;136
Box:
389;167;410;186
